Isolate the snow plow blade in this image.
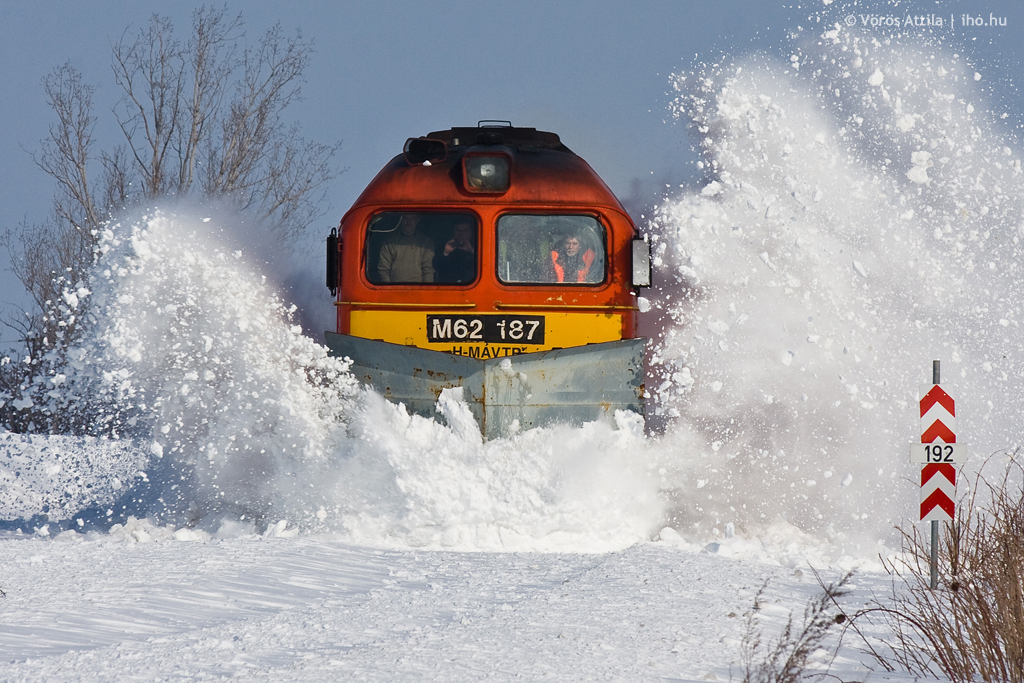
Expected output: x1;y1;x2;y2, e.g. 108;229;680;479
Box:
324;333;646;439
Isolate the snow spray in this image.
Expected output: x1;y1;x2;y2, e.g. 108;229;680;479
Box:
643;25;1024;553
3;25;1022;561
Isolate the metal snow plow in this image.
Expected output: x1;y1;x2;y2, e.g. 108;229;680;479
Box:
325;333;646;439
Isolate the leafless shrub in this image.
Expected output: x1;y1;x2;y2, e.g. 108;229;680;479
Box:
740;572;856;683
852;456;1024;681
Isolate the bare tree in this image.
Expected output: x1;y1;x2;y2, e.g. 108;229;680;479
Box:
1;5;340;432
1;64;116;347
103;6;337;234
203;21;336;237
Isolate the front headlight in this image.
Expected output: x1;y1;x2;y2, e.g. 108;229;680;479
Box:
463;154;510;193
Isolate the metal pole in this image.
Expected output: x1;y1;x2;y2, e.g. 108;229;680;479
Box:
931;360;940;590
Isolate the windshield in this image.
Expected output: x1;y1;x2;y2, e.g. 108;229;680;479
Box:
496;214;606;284
365;212;478;285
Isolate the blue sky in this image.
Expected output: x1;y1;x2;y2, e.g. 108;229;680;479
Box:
1;0;1022;345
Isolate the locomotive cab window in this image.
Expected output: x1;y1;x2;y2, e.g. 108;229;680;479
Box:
496;215;607;284
365;212;478;285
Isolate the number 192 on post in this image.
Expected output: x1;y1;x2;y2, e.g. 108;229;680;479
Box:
909;443;967;463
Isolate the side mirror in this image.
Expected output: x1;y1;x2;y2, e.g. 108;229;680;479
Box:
631;239;651;288
404;137;447;165
326;227;340;296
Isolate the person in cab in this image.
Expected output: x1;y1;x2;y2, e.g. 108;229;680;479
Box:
434;218;477;284
377;214;435;283
550;233;597;283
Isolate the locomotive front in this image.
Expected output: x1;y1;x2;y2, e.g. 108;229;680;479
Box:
325;123;650;437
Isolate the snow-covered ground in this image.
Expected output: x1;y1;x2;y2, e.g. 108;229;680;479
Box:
1;22;1018;681
0;525;905;681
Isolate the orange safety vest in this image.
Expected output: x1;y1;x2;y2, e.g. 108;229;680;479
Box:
550;248;595;283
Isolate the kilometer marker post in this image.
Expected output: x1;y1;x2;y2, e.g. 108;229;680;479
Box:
909;361;966;590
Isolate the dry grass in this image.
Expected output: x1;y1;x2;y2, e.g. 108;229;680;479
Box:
855;457;1024;681
739;573;855;683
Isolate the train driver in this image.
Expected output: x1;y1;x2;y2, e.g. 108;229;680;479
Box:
550;233;597;283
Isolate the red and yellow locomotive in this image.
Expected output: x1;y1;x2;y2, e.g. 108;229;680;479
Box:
326;123;649;437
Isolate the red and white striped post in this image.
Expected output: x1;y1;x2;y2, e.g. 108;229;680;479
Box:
909;360;966;589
